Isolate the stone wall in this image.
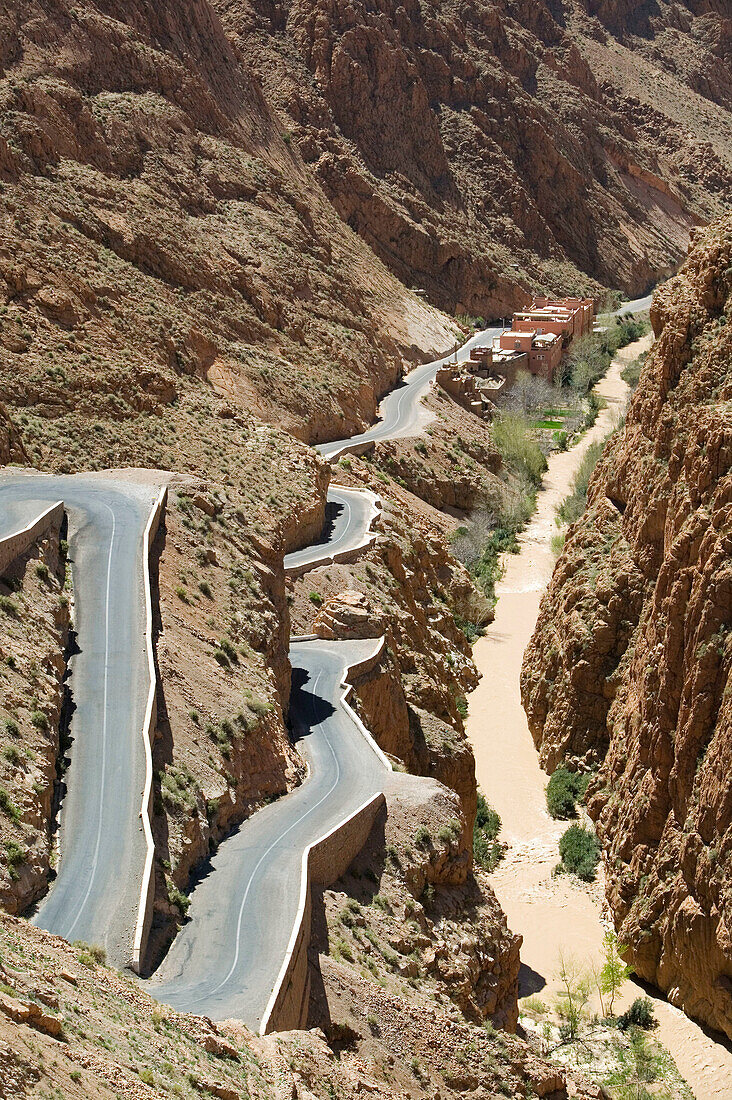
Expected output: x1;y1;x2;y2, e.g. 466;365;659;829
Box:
0;502;64;573
260;792;385;1034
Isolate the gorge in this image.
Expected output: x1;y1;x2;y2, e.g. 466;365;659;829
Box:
0;1;731;1098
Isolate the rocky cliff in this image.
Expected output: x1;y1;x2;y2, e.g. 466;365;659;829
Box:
522;215;732;1039
0;906;602;1100
1;0;730;468
0;524;69;915
239;0;730;312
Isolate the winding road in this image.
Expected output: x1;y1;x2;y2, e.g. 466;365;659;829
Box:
316;323;504;460
0;473;157;965
148;638;389;1027
283;486;380;576
0;293;655;1021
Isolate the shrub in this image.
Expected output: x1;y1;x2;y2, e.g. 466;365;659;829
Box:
5;840;26;880
437;820;461;844
491;414;547;487
30;710;49;731
74;941;106;966
546;767;590;819
3;719;19;738
213;648;230;668
168;883;191;916
3;745;21;766
415;825;431;848
558;825;600;881
0;596;18;616
619;996;655;1031
473;791;503;871
247;696;272;717
218;637;238;663
551;532;566;557
621;350;647;390
0;787;20;823
34;563;50;582
198;580;212;598
558;439;606;525
308;591;323;605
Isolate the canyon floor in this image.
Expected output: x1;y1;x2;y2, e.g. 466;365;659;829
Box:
465;335;732;1099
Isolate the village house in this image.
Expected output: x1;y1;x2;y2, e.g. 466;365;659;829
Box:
436;295;597;412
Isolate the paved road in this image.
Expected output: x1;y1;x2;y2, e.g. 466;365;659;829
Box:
0;473;155;965
148;638;387;1027
615;294;653;315
316;294;653;462
283;486;378;574
317;324;504;460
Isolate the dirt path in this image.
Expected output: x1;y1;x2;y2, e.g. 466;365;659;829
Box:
465;336;732;1098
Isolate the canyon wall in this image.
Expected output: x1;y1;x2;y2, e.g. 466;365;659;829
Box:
236;0;731;312
522;215;732;1039
0;524;69;915
0;1;730;469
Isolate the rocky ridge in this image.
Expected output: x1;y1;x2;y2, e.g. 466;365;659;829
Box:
522;214;732;1040
0;523;69;915
241;0;731;314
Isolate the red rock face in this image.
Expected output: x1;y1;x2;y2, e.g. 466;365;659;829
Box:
522;214;732;1039
231;0;731;312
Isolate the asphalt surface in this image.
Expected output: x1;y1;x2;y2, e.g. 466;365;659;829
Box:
0;472;154;965
283;486;377;573
317;324;504;460
1;293;655;1013
148;638;387;1027
615;294;653;316
316;294;652;462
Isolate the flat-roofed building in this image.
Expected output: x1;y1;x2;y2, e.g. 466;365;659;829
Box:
526;296;595;339
498;327;563;381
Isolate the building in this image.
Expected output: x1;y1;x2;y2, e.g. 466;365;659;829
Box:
494;295;595;384
526;294;594;336
496;327;562;382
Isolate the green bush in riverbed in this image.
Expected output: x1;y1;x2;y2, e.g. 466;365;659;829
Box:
558;438;606;524
491;413;547;487
473;791;503;871
558;824;600;881
546;766;591;818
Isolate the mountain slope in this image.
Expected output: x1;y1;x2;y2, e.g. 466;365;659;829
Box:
522;214;732;1040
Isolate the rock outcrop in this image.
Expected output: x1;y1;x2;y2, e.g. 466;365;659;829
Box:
241;0;730;311
0;527;69;914
314;589;385;639
522;214;732;1039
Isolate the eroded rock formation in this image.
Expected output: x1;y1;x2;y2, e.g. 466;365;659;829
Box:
522;214;732;1039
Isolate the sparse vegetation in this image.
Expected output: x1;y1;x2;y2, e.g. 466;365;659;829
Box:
473;791;503;871
557;438;606;524
0;786;21;823
558;824;600;881
73;941;107;967
619;996;656;1031
546;766;590;819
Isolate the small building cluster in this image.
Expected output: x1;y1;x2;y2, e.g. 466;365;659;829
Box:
436;296;596;418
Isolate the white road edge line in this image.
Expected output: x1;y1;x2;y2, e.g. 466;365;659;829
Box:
201;668;342;1003
258;638;392;1035
66;501;116;941
132;486;168;974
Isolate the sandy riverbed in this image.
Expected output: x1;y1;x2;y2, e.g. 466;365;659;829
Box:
465;336;732;1098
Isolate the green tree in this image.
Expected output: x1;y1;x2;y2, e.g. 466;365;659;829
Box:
599;929;633;1016
555;952;591;1043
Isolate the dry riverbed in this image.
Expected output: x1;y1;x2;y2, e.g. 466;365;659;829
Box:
465;336;732;1098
